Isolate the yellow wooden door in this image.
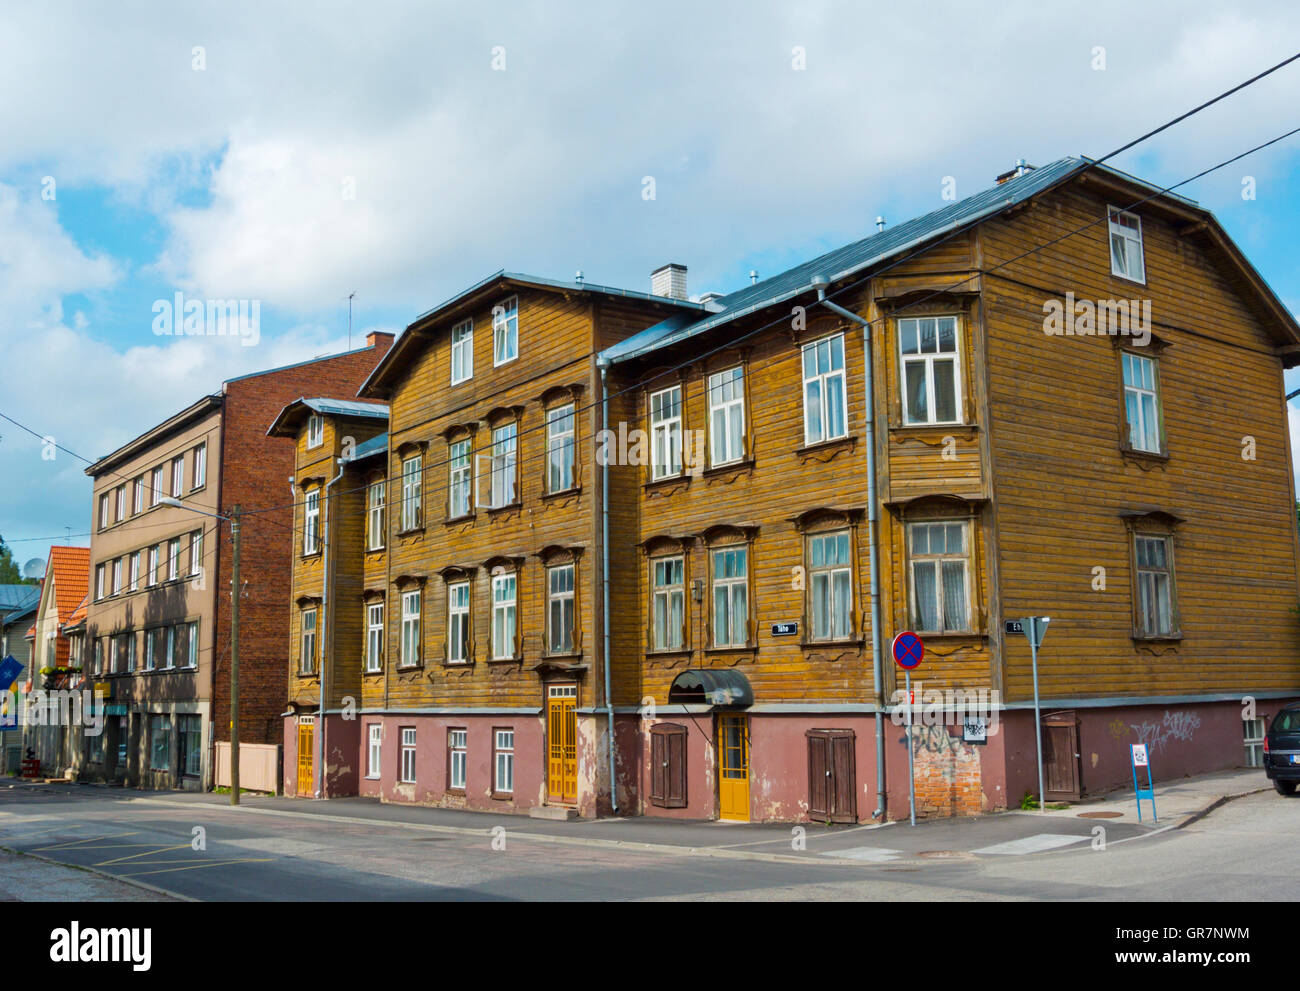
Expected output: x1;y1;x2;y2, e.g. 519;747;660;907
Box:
717;713;749;821
296;721;314;796
547;686;577;804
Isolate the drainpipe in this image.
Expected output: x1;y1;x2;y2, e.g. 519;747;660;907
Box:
811;276;886;820
597;357;618;813
317;458;345;799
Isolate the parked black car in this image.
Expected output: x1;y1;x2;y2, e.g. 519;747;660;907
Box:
1264;704;1300;794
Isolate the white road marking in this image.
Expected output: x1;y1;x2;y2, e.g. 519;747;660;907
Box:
821;846;902;862
973;833;1089;855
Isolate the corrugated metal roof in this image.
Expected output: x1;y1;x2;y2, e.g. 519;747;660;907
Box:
0;586;40;613
300;398;389;419
350;432;388;461
603;156;1182;364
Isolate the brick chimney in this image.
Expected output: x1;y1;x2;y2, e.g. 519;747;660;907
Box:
651;264;688;301
366;331;394;352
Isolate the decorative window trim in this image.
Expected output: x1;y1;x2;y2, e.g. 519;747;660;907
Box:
1121;510;1184;642
1117;347;1168;462
1107;205;1147;285
703;526;758;651
897;314;964;427
492;295;519;367
704;361;749;470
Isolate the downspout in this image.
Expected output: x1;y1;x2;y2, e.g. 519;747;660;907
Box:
597;356;618;813
317;458;345;799
811;276;886;820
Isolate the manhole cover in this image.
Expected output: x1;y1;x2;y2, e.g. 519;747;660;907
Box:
918;850;976;860
1077;811;1123;819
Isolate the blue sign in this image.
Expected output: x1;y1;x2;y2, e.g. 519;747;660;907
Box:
892;631;924;670
0;655;23;692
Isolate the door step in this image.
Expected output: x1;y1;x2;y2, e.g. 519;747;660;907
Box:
529;805;578;821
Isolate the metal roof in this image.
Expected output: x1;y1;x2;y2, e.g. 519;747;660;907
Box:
267;397;389;437
603;156;1205;364
349;432;388;461
0;585;39;614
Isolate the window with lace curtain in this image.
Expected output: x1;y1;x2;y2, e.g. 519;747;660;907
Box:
908;520;970;633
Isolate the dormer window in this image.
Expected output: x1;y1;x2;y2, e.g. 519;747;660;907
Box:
1108;207;1145;283
307;414;324;449
493;296;518;366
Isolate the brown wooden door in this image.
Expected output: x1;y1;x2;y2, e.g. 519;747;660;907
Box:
650;723;687;808
1043;712;1081;801
807;730;856;823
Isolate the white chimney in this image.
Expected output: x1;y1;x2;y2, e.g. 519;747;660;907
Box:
651;263;688;301
875;216;886;232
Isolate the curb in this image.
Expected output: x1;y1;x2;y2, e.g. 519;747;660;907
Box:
0;845;194;902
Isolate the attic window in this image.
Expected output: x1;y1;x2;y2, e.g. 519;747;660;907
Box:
307;413;324;449
1108;207;1146;284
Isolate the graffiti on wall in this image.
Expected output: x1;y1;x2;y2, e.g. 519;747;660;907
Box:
1130;710;1202;756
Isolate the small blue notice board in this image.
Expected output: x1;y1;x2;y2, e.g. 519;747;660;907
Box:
1130;743;1157;822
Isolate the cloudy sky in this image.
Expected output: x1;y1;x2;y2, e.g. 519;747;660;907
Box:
2;0;1300;570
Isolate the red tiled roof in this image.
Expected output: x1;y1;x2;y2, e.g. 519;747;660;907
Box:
45;546;89;624
24;624;35;639
65;594;88;627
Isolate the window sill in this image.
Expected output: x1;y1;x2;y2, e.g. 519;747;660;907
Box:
795;436;855;464
395;663;423;673
444;513;475;526
1110;271;1147;288
1132;632;1182;644
702;457;754;479
365;545;386;554
446;788;466;797
1120;445;1169;469
644;473;691;493
486;502;523;517
912;629;984;640
646;647;692;658
395;527;425;538
301;549;322;560
442;659;475;668
363;668;384;677
487;656;522;665
800;636;865;649
705;645;756;656
541;650;582;661
541;486;582;502
490;791;513;802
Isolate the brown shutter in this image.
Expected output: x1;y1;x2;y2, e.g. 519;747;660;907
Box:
650;723;688;809
830;732;857;823
807;731;830;818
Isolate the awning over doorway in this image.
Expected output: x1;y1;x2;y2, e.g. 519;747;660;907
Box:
667;669;752;708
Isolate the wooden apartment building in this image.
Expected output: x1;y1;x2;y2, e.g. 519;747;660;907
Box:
280;158;1300;820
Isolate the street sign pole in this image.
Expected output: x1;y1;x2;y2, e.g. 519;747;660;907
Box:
1026;616;1046;814
905;670;915;826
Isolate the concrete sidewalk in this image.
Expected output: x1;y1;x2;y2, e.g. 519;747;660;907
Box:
57;764;1267;866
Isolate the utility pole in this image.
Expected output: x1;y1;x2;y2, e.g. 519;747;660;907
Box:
229;506;241;806
348;292;356;351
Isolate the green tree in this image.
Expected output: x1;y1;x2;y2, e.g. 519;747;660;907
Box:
0;536;33;584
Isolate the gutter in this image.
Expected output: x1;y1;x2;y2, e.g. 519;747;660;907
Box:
597;357;618;813
811;275;886;821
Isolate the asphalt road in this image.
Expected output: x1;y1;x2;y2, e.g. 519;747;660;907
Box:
1;785;1297;901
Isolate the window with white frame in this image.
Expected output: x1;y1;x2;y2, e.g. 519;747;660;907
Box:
448;581;470;663
708;367;745;466
547;404;576;493
650;385;682;480
802;334;847;443
899;317;961;426
448;439;471;518
547;563;575;653
1122;351;1162;454
400;589;421;667
491;572;517;660
908;521;970;633
478;423;517;509
192;443;206;489
400;455;422;530
1108;206;1145;283
133;476;145;514
164;626;176;670
147;545;159;587
93;639;103;675
307;413;324;448
366;602;384;673
144;628;156;671
95;564;106;601
1244;717;1266;768
112;558;123;595
494;728;514;794
451;318;474;383
98;494;110;531
115;485;126;522
367;479;385;550
448;728;467;790
711;546;749;647
189;529;203;576
809;531;853;641
184;621;198;668
304;490;320;554
400;727;417;783
129;551;140;591
151;466;164;506
1134;534;1176;637
300;608;317;674
652;556;685;651
125;633;137;672
493;296;518;365
168;538;180;580
171;456;184;497
367;724;382;778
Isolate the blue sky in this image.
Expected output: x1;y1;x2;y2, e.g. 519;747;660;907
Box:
2;0;1300;571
